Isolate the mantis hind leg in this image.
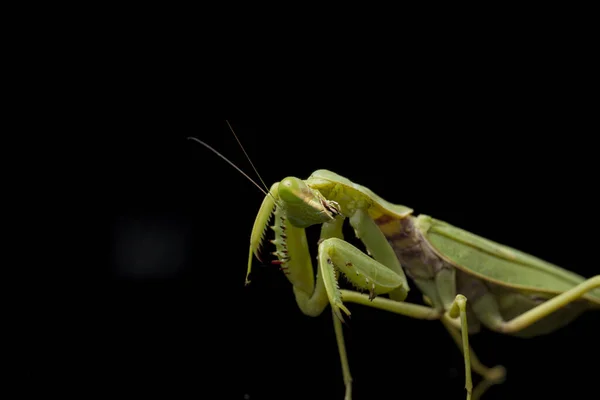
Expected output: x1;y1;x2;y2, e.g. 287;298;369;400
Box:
499;275;600;334
465;276;600;335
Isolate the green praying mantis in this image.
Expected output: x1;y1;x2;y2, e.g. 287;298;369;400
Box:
190;129;600;400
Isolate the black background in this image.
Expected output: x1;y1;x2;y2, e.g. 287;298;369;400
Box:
84;111;597;400
15;7;600;399
36;37;599;399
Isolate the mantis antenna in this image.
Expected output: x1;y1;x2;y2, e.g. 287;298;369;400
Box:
187;122;278;203
225;120;272;197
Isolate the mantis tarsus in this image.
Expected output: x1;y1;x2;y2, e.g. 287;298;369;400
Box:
191;132;600;400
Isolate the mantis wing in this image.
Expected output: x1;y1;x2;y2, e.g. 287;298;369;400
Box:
418;215;600;306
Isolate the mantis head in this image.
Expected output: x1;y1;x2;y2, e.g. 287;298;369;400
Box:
186;130;344;287
277;176;342;228
246;175;342;287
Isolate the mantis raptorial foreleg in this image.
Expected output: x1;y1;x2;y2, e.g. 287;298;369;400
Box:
319;209;482;400
318;238;408;321
272;209;410;400
282;208;415;399
315;213;410;399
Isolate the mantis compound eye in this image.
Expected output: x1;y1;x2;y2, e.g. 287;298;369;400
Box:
279;177;310;204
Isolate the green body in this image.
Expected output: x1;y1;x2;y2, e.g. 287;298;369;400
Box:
247;169;600;400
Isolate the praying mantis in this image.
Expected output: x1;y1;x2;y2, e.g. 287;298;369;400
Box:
190;129;600;400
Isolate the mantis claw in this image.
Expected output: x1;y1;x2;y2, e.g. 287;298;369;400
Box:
333;301;352;323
